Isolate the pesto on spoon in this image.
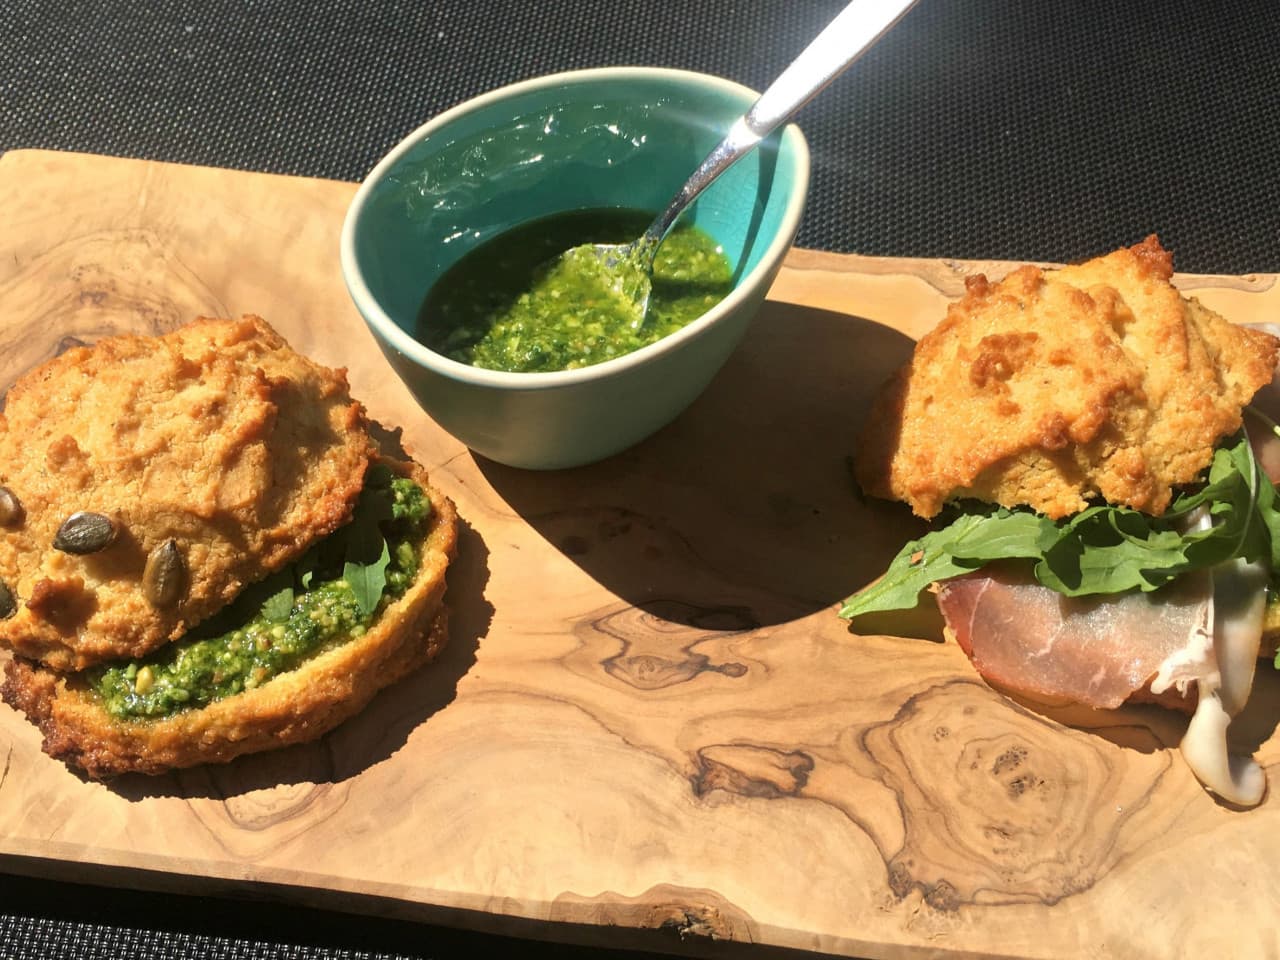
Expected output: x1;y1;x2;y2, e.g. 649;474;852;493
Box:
565;0;920;319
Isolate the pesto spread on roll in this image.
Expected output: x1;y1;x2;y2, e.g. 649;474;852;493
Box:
92;465;431;719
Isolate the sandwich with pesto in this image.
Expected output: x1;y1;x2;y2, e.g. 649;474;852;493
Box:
0;316;457;778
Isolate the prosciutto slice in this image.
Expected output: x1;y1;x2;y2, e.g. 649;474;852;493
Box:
927;395;1280;805
936;569;1213;710
936;556;1268;806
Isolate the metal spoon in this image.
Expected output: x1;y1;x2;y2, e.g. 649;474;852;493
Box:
577;0;920;318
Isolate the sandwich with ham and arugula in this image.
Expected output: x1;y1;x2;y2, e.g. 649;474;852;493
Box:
842;236;1280;807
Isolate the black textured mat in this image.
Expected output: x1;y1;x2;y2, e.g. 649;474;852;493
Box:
0;873;690;960
5;0;1280;273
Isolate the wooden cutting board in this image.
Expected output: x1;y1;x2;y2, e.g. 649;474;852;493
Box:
1;148;1278;959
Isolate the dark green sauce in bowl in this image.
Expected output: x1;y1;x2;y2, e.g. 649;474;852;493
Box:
341;67;810;469
417;209;734;373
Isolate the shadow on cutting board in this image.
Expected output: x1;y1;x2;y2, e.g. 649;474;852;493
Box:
476;301;923;630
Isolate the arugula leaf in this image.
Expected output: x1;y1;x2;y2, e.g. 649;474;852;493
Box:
839;509;1048;618
1034;507;1189;594
841;428;1280;618
344;538;390;617
1260;455;1280;573
295;545;320;590
943;506;1051;560
261;584;295;622
1242;408;1280;572
186;568;296;639
340;480;395;617
838;524;979;619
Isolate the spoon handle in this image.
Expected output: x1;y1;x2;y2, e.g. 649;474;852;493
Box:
638;0;918;257
747;0;918;135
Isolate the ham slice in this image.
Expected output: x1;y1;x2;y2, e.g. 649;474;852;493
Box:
935;555;1267;806
933;395;1279;712
926;364;1280;805
936;568;1212;710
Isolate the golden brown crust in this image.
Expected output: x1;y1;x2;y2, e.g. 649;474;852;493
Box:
0;316;374;670
856;236;1279;519
1;462;457;779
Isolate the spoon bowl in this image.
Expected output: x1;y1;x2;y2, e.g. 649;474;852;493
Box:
569;0;919;321
575;240;655;321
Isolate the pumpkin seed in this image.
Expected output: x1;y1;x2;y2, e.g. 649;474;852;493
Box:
143;538;186;608
0;487;22;526
53;511;118;554
0;580;14;619
133;665;155;694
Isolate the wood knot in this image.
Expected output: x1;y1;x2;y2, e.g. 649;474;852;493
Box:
595;601;754;691
991;745;1027;775
549;884;756;943
691;744;813;799
860;679;1171;906
886;858;961;913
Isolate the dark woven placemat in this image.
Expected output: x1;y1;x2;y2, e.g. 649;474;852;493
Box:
2;1;1279;957
4;0;1280;274
0;873;685;960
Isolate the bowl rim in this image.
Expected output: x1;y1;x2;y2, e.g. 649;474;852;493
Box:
339;65;811;392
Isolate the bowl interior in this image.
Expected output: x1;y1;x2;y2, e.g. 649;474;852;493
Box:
350;70;805;343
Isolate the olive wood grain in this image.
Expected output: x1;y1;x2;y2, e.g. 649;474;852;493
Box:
1;148;1278;960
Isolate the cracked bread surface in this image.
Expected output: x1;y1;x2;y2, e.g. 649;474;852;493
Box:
856;236;1279;519
0;316;374;670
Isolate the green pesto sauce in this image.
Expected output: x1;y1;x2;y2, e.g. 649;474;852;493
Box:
91;468;432;721
416;208;734;373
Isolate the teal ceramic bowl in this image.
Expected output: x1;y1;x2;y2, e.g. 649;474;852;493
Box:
341;67;810;469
